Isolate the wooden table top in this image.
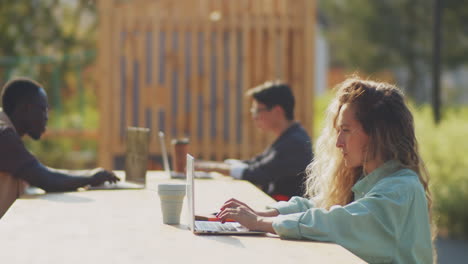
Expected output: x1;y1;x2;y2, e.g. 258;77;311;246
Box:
0;171;365;264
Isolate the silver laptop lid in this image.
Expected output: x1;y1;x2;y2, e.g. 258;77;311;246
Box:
186;154;195;232
158;131;171;178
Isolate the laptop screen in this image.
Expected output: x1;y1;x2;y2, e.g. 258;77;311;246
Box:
186;154;195;232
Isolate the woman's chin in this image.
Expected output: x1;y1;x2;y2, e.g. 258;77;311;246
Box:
343;160;360;169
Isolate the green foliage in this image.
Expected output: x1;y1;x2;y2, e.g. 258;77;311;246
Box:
47;85;99;129
319;0;468;100
0;0;97;100
414;104;468;238
319;0;431;70
25;137;97;170
0;0;97;57
24;89;99;170
0;1;99;169
313;92;333;139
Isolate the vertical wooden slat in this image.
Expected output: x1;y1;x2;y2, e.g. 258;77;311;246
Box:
253;0;260;16
176;27;184;139
263;0;272;16
202;0;212;159
228;1;238;158
97;0;111;168
156;1;165;135
136;14;146;130
125;7;134;137
241;0;251;160
252;2;264;157
214;0;224;160
107;3;115;157
151;1;160;145
304;0;315;137
163;2;173;139
189;23;199;157
280;0;288;82
114;5;124;155
174;5;184;139
267;17;276;80
297;3;307;126
155;2;167;135
109;4;117;156
293;28;303;125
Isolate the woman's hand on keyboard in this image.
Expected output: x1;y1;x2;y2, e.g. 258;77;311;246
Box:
217;198;276;233
220;198;279;217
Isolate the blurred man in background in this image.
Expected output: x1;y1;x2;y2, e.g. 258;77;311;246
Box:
197;81;313;201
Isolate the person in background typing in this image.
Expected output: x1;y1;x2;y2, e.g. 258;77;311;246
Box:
197;81;313;201
217;78;435;264
0;77;119;218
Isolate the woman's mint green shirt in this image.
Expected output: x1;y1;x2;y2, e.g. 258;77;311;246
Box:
270;160;433;264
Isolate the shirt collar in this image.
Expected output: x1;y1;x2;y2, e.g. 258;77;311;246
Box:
274;122;299;142
0;108;17;133
352;160;401;195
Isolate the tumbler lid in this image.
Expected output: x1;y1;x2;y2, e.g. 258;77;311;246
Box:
171;138;189;145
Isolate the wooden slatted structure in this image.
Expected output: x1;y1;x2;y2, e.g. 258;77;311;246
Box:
97;0;316;169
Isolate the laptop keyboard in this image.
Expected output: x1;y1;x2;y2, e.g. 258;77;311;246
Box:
195;221;238;232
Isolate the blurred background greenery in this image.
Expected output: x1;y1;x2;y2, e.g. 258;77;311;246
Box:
0;0;98;169
0;0;467;239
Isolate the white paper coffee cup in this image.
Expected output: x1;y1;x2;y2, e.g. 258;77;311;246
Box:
158;183;186;224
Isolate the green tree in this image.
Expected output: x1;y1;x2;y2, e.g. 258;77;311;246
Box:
319;0;468;102
0;1;100;169
0;0;97;97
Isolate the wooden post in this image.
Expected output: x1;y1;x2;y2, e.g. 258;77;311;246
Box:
97;0;112;168
228;1;238;158
304;0;315;138
152;1;162;134
189;25;199;157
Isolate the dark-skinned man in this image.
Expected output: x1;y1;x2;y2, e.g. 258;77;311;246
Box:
0;77;119;218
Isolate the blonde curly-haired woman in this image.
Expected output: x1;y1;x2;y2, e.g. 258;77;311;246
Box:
217;77;435;264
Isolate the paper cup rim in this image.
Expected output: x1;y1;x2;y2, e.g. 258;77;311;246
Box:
158;183;186;191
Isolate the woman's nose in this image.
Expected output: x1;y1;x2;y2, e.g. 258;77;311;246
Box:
336;134;344;149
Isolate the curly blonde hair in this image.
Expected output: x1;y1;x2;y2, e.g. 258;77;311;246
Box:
305;78;432;215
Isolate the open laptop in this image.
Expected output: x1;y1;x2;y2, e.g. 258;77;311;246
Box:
87;177;144;190
158;131;212;179
186;154;265;235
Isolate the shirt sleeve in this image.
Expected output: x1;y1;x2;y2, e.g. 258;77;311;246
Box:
268;196;315;214
0;128;39;176
272;181;414;262
242;151;266;165
229;163;248;179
